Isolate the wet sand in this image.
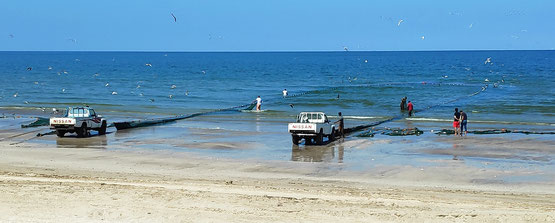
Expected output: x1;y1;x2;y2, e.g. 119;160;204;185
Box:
1;122;555;222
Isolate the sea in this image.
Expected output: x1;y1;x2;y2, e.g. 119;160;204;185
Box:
1;51;554;175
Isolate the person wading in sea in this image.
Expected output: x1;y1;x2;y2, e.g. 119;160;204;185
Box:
400;97;407;110
253;96;262;111
453;108;461;136
407;101;414;116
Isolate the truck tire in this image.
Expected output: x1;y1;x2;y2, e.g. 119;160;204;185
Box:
76;123;87;138
316;129;324;145
330;127;336;141
98;121;107;135
56;130;66;137
292;135;300;145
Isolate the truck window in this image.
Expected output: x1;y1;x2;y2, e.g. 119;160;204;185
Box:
318;114;322;120
90;109;96;117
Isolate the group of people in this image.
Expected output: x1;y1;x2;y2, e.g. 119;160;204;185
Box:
453;108;468;136
400;97;414;116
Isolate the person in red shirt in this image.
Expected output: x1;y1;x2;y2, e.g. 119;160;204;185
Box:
407;101;414;116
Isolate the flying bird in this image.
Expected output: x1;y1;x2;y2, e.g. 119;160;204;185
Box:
145;63;152;67
343;46;349;52
171;13;177;22
111;91;118;95
484;57;492;65
469;23;473;29
8;34;14;38
289;104;294;108
421;36;425;40
397;19;404;26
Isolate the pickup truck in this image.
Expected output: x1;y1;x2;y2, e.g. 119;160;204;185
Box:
50;107;107;137
288;112;335;145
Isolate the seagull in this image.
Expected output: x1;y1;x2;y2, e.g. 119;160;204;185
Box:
145;63;152;67
105;83;110;87
62;88;66;93
169;94;173;99
484;57;492;65
201;70;206;74
289;104;294;108
111;91;118;95
171;13;177;22
343;46;349;52
27;67;32;71
171;84;177;89
397;19;403;26
185;90;189;96
94;73;100;77
485;78;490;82
364;59;368;63
421;36;425;40
136;85;141;88
13;93;18;97
34;82;39;85
149;99;155;102
24;101;29;104
48;66;53;70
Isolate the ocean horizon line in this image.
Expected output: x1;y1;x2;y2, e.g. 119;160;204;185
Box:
0;49;554;53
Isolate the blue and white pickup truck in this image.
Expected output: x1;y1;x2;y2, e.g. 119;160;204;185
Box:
50;107;107;137
288;112;335;145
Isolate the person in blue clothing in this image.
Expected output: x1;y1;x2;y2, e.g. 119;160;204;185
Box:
460;109;468;136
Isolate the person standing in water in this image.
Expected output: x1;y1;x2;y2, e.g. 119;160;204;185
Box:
453;108;461;136
400;97;407;110
460;109;468;136
407;101;414;116
282;89;288;97
253;96;262;111
335;112;345;138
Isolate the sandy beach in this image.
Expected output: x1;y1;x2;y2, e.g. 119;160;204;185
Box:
1;126;554;222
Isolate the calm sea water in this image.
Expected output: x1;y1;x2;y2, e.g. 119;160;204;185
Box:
1;51;553;129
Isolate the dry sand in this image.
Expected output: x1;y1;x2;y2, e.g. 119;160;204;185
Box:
1;139;554;223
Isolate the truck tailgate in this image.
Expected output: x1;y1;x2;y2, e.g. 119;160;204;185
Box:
288;123;316;132
50;118;76;125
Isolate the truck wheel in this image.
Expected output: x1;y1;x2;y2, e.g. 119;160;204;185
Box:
292;135;300;145
316;129;324;145
76;123;87;138
56;130;66;137
98;121;107;135
330;128;336;141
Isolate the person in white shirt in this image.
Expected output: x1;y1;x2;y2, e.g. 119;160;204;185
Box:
254;96;262;111
282;89;288;97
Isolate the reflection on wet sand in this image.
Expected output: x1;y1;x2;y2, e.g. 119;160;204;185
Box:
56;134;108;149
291;143;344;163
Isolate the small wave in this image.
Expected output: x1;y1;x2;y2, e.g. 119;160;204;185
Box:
328;115;383;120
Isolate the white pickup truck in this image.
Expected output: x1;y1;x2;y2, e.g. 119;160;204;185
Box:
288;112;335;145
50;107;107;137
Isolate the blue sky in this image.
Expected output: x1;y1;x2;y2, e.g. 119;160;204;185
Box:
1;0;553;51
